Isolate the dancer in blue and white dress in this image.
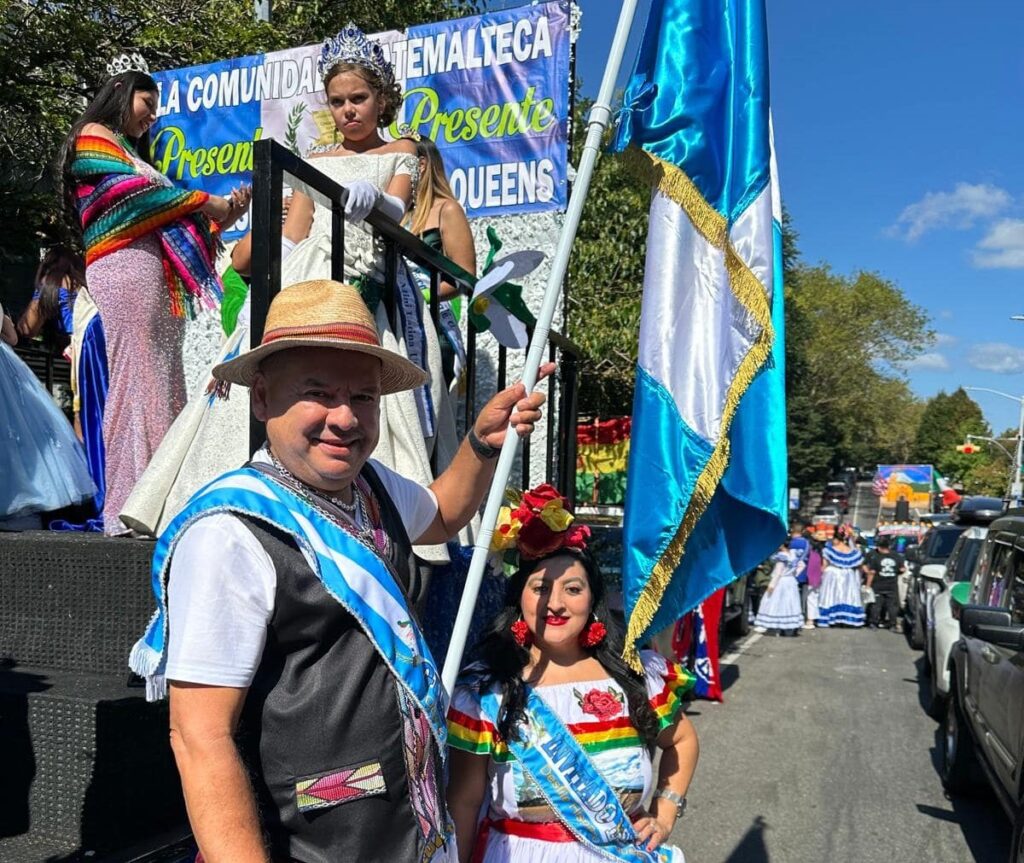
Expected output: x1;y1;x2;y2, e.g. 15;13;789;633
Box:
0;303;96;522
753;545;805;635
817;526;866;627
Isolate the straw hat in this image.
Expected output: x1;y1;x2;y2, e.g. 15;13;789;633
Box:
213;280;428;393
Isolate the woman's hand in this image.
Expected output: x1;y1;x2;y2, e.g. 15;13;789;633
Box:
633;812;674;851
203;195;233;224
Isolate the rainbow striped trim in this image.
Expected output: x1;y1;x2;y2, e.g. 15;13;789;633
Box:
263;321;380;347
448;661;695;762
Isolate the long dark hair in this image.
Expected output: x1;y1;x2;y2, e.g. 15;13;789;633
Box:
58;71;159;237
474;548;661;746
35;247;85;322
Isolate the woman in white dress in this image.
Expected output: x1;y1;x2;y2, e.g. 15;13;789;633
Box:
817;525;866;627
753;544;805;636
121;25;454;544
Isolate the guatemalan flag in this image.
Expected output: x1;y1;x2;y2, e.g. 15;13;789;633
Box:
613;0;788;666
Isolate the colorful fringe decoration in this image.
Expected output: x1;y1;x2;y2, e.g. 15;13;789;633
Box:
576;417;631;506
72;135;222;319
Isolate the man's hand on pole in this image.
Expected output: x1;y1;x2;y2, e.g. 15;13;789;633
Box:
474;362;557;447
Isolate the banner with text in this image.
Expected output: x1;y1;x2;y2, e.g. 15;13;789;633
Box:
151;1;571;239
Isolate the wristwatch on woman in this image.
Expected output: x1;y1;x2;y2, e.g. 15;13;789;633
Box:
653;788;687;817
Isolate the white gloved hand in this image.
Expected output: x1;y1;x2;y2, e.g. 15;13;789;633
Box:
344;180;381;223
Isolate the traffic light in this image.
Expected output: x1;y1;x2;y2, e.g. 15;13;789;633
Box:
956;443;978;454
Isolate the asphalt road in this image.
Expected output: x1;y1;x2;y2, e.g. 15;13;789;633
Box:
669;626;1012;862
850;480;881;533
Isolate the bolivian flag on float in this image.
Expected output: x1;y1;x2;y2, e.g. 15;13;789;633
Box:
614;0;788;666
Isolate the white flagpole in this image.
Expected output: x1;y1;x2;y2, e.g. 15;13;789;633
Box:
441;0;643;695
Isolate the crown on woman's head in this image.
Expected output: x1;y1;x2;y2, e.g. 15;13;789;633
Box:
106;52;150;78
317;23;396;89
491;483;590;568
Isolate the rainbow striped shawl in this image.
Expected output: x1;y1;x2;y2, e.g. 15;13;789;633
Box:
72;135;222;319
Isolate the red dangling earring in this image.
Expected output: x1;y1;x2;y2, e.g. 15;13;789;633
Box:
511;618;532;648
579;617;607;649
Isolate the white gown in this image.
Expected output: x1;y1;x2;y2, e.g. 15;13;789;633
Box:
121;151;460;561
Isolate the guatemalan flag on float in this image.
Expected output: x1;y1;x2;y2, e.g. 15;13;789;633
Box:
613;0;788;665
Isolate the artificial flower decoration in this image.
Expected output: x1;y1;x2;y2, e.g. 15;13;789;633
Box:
490;483;591;567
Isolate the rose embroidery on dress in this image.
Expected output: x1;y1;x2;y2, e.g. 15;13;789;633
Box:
573;685;625;721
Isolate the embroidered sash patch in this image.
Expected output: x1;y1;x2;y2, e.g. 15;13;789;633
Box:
295;760;387;813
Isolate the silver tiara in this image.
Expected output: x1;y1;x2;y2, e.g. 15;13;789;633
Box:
106;52;150;77
317;23;395;89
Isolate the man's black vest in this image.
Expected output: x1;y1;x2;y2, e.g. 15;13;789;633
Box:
234;464;445;863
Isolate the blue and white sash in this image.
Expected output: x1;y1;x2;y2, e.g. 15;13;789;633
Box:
476;684;667;863
128;467;448;752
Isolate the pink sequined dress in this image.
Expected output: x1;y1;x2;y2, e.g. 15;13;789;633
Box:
84;158;187;535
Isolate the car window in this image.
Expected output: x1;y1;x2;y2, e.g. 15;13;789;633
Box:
982;542;1014;607
928;528;967;560
953;539;983;583
1010;556;1024;625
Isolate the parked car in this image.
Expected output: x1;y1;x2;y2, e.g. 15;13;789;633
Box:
919;526;987;718
943;512;1024;857
813;503;841;525
907;500;1004;649
822;481;849;513
906;523;971;648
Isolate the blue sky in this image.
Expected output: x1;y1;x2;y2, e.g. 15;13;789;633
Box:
569;0;1024;434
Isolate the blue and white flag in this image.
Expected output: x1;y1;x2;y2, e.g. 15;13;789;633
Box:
614;0;788;666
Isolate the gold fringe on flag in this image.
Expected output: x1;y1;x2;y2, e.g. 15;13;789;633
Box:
621;147;776;671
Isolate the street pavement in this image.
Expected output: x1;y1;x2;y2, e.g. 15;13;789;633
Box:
849;480;880;533
669;626;1012;862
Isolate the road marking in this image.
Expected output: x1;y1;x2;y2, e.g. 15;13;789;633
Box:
720;631;763;666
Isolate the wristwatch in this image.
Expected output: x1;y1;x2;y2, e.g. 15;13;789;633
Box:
467;426;501;460
653;788;687;816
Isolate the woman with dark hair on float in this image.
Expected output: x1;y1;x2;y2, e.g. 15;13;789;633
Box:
17;246;85;343
447;485;699;863
57;56;250;534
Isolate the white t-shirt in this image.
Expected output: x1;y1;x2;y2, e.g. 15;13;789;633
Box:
164;456;438;688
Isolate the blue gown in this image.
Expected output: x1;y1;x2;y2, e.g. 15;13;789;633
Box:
0;340;96;519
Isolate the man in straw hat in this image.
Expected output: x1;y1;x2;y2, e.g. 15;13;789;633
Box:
130;280;554;862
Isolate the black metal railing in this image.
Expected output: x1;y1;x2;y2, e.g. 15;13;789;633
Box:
249;138;581;502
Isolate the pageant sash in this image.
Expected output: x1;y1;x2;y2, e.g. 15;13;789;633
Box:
476;685;665;863
129;467;448;751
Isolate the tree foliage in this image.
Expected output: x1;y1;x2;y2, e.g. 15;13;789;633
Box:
566;102;648;416
0;0;476;262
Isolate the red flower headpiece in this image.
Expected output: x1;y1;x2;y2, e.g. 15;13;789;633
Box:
491;483;590;563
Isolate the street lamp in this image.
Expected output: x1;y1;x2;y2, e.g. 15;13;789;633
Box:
964;386;1024;506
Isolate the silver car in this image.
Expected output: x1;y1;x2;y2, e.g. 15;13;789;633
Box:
920;526;988;719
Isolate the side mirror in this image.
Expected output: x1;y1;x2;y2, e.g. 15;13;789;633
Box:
960;605;1024;650
919;564;946;586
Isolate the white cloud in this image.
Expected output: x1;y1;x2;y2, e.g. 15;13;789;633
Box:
967;342;1024;374
973;219;1024;268
939;309;955;320
889;182;1011;241
904;352;950;371
933;332;957;347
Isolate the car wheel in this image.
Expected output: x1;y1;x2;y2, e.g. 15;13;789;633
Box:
941;683;978;794
1011;802;1024;863
910;607;926;650
727;589;752;637
925;657;947;721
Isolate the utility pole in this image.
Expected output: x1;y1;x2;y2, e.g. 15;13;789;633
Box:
964;386;1024;507
255;0;271;23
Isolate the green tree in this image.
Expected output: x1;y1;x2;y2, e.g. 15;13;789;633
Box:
566;101;648;416
0;0;476;262
913;388;990;480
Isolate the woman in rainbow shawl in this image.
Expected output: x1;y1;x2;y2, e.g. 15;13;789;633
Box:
58;65;248;534
447;485;700;863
